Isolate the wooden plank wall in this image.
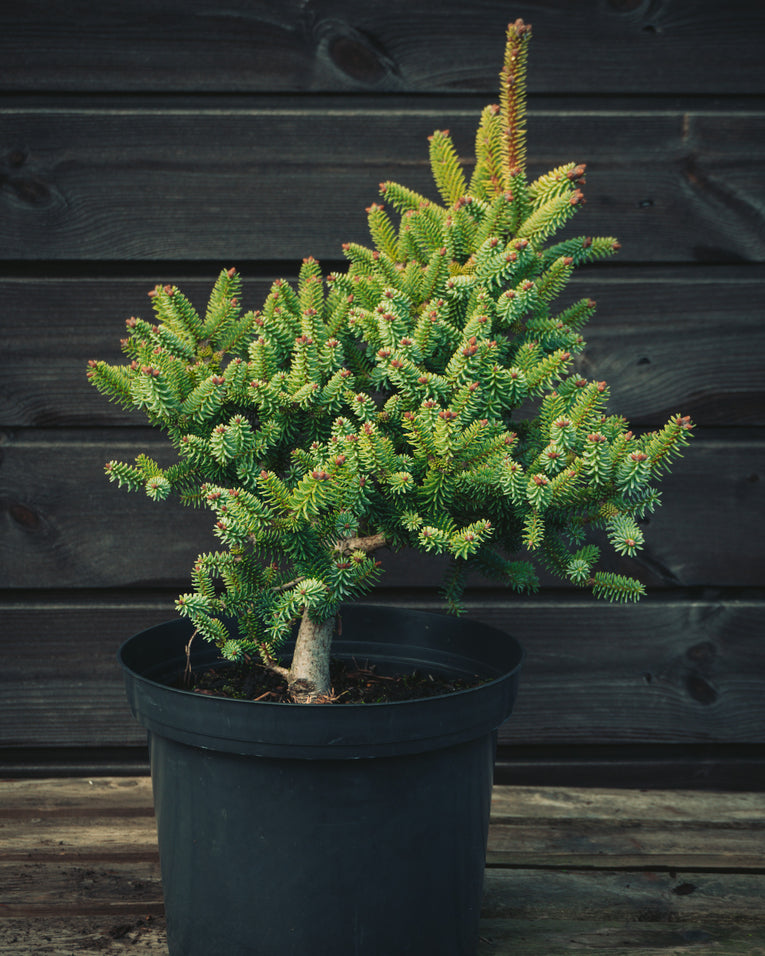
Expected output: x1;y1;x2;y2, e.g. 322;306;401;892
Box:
1;1;764;784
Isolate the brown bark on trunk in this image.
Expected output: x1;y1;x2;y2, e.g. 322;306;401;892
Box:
287;610;335;703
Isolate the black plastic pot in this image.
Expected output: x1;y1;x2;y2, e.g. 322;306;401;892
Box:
119;604;523;956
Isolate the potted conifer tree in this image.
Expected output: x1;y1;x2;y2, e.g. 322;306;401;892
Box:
88;20;693;956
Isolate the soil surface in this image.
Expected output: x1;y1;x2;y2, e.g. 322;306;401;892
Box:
184;658;486;704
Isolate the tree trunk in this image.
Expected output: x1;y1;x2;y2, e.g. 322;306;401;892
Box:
287;610;335;703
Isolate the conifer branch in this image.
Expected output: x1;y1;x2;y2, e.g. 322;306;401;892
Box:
90;22;694;698
335;533;388;556
258;646;290;681
499;19;532;183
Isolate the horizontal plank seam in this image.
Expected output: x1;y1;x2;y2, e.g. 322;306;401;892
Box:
0;809;155;820
2;262;765;281
3;811;762;827
0;851;160;864
490;818;765;828
485;862;765;874
3;97;765;117
0;902;165;918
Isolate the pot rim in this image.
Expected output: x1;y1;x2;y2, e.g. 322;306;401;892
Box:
119;604;524;758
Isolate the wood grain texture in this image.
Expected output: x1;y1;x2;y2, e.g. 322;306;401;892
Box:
0;431;755;589
487;827;765;870
478;919;765;955
493;747;765;791
482;870;765;919
0;818;158;862
10;864;765;917
489;784;765;821
1;0;764;94
1;104;763;262
6;776;763;819
3;815;764;874
0;861;162;913
0;776;154;812
3;267;762;428
1;916;763;955
1;780;764;954
0;917;167;954
1;596;763;750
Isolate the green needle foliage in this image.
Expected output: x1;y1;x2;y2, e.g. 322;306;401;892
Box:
89;20;693;671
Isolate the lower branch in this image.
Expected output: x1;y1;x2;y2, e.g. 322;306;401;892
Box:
335;532;387;556
258;645;290;682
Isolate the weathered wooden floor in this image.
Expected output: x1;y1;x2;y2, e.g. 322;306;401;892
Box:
1;778;763;954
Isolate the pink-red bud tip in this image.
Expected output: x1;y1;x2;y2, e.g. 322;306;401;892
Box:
509;18;532;38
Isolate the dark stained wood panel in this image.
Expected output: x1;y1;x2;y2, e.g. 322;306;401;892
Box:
1;595;763;750
1;1;764;94
0;431;752;589
0;429;216;590
2;105;764;262
2;267;762;429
